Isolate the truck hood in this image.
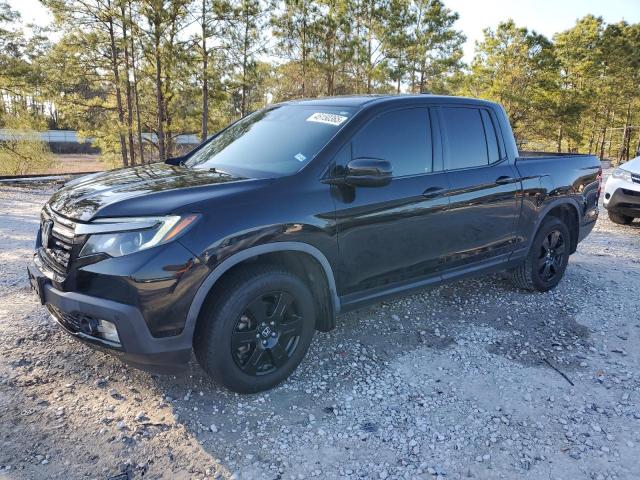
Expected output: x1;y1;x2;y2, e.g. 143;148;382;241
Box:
48;163;263;221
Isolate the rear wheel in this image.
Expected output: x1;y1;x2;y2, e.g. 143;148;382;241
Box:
608;211;634;225
194;265;315;393
511;217;570;292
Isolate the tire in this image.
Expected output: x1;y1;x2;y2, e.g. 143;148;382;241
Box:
194;264;316;393
608;211;634;225
510;216;571;292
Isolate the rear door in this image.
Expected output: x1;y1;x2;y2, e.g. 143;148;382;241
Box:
437;105;521;272
333;107;451;297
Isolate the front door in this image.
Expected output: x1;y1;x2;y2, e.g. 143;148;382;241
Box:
332;107;451;298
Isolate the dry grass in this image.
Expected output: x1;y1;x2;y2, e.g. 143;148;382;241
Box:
40;154;105;175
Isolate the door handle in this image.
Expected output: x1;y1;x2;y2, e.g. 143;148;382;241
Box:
495;176;516;185
422;186;447;199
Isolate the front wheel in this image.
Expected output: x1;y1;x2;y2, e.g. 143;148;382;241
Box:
510;217;570;292
608;211;634;225
194;265;316;393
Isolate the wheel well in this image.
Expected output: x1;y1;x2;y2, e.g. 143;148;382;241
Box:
197;251;336;333
545;204;579;253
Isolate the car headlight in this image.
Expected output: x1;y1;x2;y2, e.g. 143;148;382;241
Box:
78;214;199;258
612;167;632;182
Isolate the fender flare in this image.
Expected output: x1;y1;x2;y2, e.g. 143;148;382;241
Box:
530;197;582;249
183;242;340;341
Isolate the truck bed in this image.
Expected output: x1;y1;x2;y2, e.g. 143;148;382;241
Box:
517;151;597;160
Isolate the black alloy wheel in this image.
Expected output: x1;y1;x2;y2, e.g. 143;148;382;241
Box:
510;216;571;292
232;292;303;376
537;229;565;283
194;265;316;393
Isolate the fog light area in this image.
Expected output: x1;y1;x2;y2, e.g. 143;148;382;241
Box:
96;319;120;344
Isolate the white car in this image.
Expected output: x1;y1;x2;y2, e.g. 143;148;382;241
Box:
603;156;640;225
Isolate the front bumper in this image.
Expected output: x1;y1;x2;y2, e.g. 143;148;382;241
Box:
603;175;640;217
28;260;192;373
604;189;640;217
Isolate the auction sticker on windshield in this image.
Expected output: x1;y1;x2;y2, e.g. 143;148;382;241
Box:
306;112;348;126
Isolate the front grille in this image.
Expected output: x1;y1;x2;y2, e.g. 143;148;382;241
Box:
39;205;76;274
622;188;640;197
632;173;640;184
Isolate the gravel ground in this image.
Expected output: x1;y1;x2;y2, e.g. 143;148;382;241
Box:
1;180;639;480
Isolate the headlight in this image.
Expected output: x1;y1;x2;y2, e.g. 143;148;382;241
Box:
78;214;199;258
612;167;632;182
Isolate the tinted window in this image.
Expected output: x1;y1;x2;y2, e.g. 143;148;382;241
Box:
481;110;500;163
352;108;432;177
185;105;355;177
442;107;488;169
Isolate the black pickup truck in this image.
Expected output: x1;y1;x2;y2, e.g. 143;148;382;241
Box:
28;95;601;393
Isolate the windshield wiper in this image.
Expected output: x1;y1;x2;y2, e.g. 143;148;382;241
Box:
208;167;233;177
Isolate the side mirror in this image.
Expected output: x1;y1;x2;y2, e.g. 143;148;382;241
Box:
326;158;392;187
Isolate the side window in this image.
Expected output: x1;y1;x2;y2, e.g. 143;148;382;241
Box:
480;110;500;163
441;107;488;169
352;108;432;177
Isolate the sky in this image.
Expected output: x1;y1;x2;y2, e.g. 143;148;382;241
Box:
446;0;640;62
8;0;640;63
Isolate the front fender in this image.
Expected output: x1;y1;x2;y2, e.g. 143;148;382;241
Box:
182;242;341;344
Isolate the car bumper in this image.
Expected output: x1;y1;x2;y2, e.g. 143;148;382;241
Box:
27;259;192;374
603;174;640;217
604;189;640;217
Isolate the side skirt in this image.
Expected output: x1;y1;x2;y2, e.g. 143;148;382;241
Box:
339;252;524;313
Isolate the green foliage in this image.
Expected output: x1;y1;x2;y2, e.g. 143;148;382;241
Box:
1;0;639;173
464;20;557;147
463;16;640;157
0;114;52;175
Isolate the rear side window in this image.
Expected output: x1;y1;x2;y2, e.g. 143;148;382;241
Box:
441;107;488;169
352;108;432;177
480;110;500;163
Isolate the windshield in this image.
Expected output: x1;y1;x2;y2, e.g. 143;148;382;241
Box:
184;104;356;177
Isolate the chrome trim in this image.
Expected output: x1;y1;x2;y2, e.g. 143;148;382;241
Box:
34;251;65;282
43;205;76;240
74;218;162;235
42;206;168;236
44;204;77;229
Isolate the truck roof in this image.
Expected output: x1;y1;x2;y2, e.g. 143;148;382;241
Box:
283;94;499;109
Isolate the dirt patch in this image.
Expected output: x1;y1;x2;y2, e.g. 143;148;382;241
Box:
1;183;639;480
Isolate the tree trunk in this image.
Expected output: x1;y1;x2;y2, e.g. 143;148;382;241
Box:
418;60;426;93
241;2;249;116
165;20;178;159
107;6;129;167
598;107;610;160
121;4;136;166
152;15;166;161
587;131;595;155
129;0;144;163
366;1;373;93
557;124;563;153
201;0;209;140
618;102;632;162
354;8;361;94
606;113;615;160
301;2;307;97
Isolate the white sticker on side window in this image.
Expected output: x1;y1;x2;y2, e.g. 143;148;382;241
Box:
306;112;348;126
